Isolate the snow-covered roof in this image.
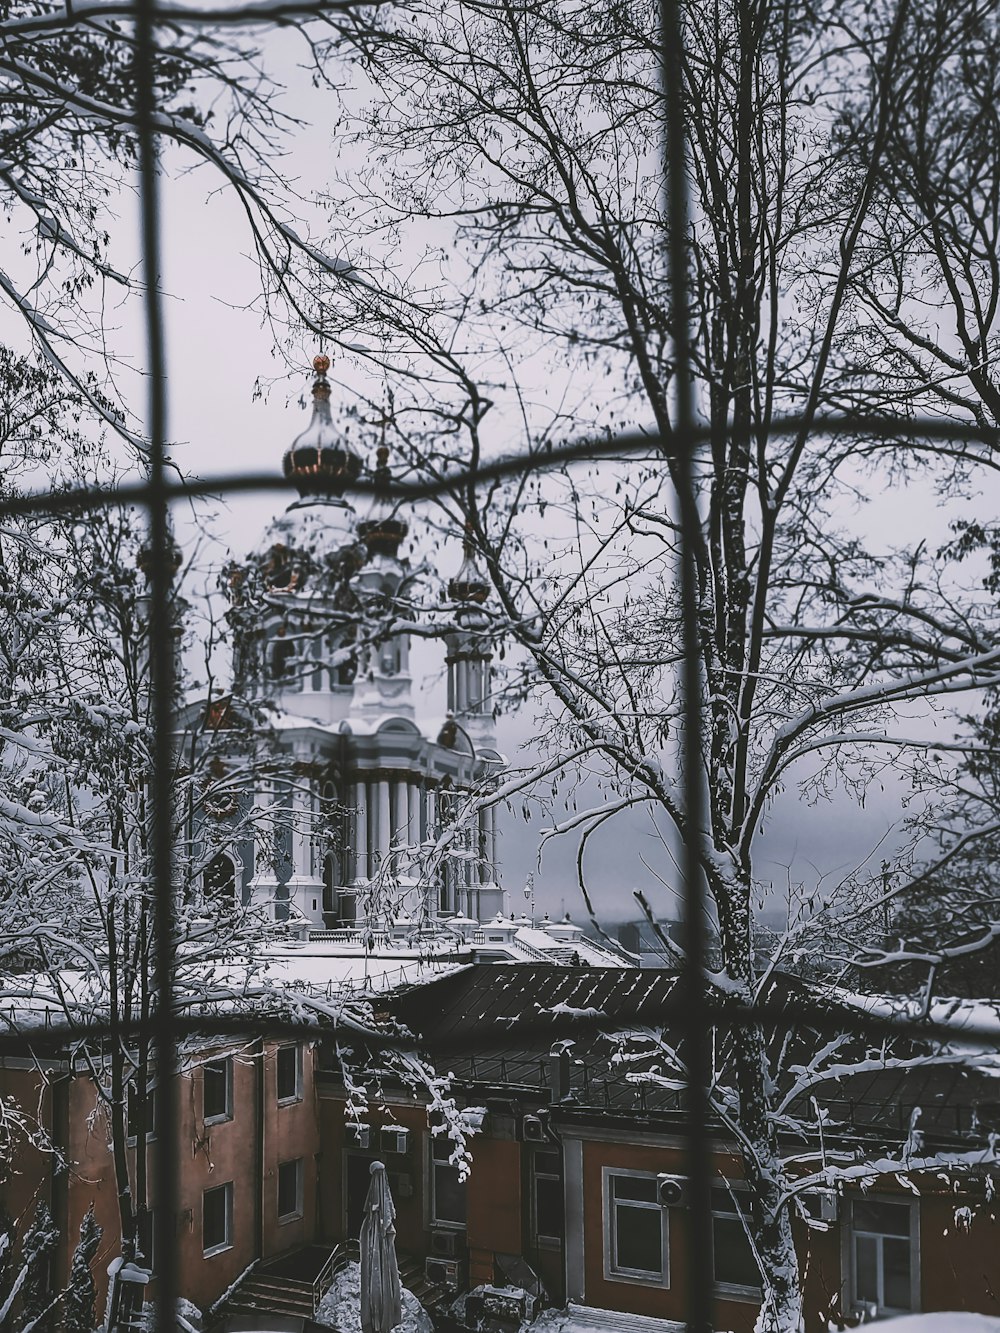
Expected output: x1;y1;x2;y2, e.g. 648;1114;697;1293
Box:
259;941;469;995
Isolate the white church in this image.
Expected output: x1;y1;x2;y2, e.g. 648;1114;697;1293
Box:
182;354;629;972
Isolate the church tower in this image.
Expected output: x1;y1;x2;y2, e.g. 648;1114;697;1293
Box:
221;356;504;932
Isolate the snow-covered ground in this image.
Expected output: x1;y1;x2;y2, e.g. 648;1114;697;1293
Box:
314;1261;432;1333
871;1317;1000;1330
522;1305;1000;1333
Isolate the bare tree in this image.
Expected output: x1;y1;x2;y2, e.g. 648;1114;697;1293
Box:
289;0;1000;1325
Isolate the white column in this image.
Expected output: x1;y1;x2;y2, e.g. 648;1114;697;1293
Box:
353;781;367;882
425;787;436;841
488;805;497;876
407;783;420;848
394;778;405;847
479;808;491;882
377;780;391;862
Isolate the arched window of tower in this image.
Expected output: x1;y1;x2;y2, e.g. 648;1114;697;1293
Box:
269;636;296;684
204;853;237;903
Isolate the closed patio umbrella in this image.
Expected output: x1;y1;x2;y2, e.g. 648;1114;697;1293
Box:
360;1160;403;1333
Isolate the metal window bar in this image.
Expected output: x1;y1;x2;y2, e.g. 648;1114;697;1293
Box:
0;2;993;1332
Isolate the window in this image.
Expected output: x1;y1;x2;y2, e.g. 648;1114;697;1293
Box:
203;1182;233;1255
203;1057;232;1122
126;1079;156;1141
603;1169;667;1285
277;1158;304;1222
269;636;296;682
430;1133;467;1227
204;854;236;901
531;1149;563;1245
712;1186;761;1294
276;1044;302;1102
848;1197;918;1316
135;1207;155;1273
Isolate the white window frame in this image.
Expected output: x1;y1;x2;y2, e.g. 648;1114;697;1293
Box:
844;1193;920;1317
602;1167;669;1287
277;1157;304;1223
203;1055;233;1125
711;1182;762;1300
202;1181;234;1257
276;1043;303;1104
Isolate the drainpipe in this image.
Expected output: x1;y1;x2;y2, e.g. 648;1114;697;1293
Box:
255;1037;265;1262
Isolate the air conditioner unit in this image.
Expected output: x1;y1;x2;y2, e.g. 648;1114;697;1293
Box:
801;1189;838;1224
521;1114;548;1143
425;1257;461;1289
346;1123;370;1149
381;1126;409;1155
430;1229;460;1258
657;1173;690;1208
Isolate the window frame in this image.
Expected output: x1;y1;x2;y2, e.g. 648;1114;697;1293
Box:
277;1157;304;1223
202;1181;234;1257
602;1167;669;1287
202;1055;233;1125
135;1207;156;1274
711;1182;762;1300
126;1078;157;1144
428;1131;467;1229
276;1043;303;1104
530;1146;564;1249
844;1193;920;1317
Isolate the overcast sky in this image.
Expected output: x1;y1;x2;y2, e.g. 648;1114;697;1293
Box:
73;25;996;930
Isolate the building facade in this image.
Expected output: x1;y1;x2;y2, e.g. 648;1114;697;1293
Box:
195;354;505;935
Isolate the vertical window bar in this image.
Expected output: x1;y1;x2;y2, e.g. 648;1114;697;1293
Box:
659;0;714;1329
132;0;180;1325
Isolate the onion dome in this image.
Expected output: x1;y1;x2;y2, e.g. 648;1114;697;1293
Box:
448;525;490;605
282;354;362;499
357;445;408;558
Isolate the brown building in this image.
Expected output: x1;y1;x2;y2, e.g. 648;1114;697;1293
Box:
314;964;1000;1332
0;1036;320;1315
3;965;1000;1329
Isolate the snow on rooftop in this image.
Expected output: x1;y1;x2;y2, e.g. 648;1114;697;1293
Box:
831;988;1000;1066
259;941;468;994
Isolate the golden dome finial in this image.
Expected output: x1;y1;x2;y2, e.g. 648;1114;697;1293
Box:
313;352;331;375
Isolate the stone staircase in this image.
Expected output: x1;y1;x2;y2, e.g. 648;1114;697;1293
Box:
222;1245;337;1321
221;1242;449;1324
398;1249;450;1313
225;1269;316;1321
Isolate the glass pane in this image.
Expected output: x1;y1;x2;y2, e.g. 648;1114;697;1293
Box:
534;1150;561;1176
278;1160;300;1217
277;1046;298;1099
713;1215;760;1288
203;1186;228;1250
855;1235;878;1305
613;1174;657;1202
852;1199;910;1236
432;1134;454;1162
711;1186;743;1215
204;1061;228;1118
615;1203;662;1274
883;1237;912;1309
535;1174;563;1239
434;1164;467;1225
